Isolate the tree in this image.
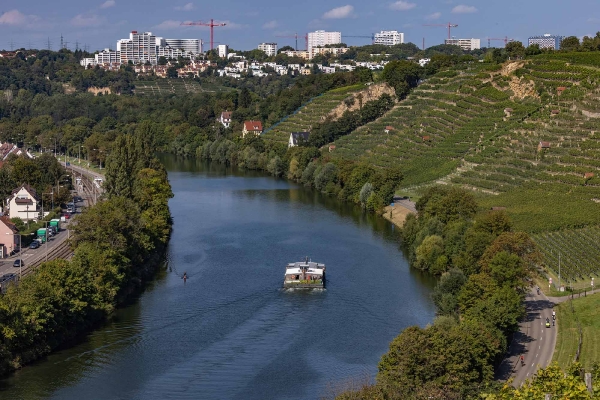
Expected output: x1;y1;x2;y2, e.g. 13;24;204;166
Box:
238;87;252;108
505;41;525;59
415;235;445;273
525;43;542;56
431;268;466;316
381;60;421;99
166;67;178;78
561;36;581;52
278;45;294;52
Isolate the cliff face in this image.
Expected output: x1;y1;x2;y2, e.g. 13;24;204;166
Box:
327;83;396;120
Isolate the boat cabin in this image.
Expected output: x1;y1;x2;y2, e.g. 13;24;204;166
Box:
284;259;326;289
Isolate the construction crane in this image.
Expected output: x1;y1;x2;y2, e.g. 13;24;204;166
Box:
423;23;459;40
343;34;375;45
487;37;514;48
180;19;226;51
275;33;308;51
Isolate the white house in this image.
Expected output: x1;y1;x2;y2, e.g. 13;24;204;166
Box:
219;111;232;128
6;184;39;221
288;132;310;148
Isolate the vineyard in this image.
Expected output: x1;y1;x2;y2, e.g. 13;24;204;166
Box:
134;79;227;95
261;84;364;145
533;227;600;283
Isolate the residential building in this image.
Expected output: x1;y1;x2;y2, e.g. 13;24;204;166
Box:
444;38;481;51
310;46;349;59
288;132;310;148
528;34;564;50
308;30;342;52
220;111;232;128
80;58;96;68
242;121;263;138
374;31;404;46
6;184;39;222
162;38;202;54
0;216;18;258
117;31;158;65
95;49;121;65
418;58;431;67
218;44;229;58
282;50;311;60
258;43;277;57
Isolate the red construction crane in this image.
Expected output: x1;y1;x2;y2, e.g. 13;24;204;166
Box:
487;37;514;48
423;23;459;40
275;33;308;51
180;19;226;51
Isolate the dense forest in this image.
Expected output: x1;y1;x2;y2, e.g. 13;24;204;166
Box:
0;128;172;376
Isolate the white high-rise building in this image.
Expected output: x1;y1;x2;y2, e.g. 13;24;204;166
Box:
117;31;158;64
308;30;342;52
528;34;564;50
444;38;481;51
374;31;404;46
218;44;229;58
162;38;202;54
258;43;277;57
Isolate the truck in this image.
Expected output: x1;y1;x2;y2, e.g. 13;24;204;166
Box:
49;219;61;231
37;228;48;243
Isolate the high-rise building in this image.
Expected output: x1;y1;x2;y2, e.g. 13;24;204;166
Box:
308;30;342;52
96;49;121;64
528;34;564;50
444;38;481;51
162;38;202;54
374;31;404;46
258;42;277;57
117;31;158;65
218;44;229;58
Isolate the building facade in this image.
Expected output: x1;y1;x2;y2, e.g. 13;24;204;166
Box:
218;44;229;58
6;184;39;222
162;38;202;54
0;216;18;258
310;46;349;59
308;31;342;52
258;43;278;57
374;31;404;46
444;38;481;51
117;31;158;65
528;34;564;50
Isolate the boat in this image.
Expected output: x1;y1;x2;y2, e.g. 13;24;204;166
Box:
284;257;326;289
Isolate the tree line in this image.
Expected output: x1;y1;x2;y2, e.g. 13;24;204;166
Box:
0;128;172;377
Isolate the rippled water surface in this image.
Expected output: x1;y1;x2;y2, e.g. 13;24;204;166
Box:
0;156;436;400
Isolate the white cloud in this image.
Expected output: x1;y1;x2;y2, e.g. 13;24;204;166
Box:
0;9;40;26
425;12;441;20
389;1;416;11
322;5;354;19
451;4;477;13
175;3;194;11
100;0;115;8
71;14;105;27
262;20;278;29
155;20;184;30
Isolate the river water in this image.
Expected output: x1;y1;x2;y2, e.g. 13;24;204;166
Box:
0;156;436;400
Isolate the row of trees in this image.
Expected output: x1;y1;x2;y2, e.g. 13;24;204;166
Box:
337;186;540;399
0;129;172;376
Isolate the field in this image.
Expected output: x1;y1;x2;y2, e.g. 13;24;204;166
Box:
554;293;600;369
134;79;229;95
262;84;364;145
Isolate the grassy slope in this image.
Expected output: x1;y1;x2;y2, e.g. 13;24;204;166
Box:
134;79;229;95
261;84;364;145
554;293;600;369
325;55;600;282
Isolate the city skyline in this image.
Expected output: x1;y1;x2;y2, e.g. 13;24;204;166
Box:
0;0;599;52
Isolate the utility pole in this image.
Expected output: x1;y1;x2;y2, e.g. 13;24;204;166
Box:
47;37;52;50
60;34;64;49
75;40;79;51
559;253;561;290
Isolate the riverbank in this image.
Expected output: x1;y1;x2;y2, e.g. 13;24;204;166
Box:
381;199;417;228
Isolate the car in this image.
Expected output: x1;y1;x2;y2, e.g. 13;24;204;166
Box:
73;196;82;203
13;259;24;268
63;213;71;220
29;241;40;249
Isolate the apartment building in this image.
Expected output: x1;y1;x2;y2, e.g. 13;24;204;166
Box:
308;31;342;52
218;44;229;58
374;31;404;46
528;34;564;50
162;38;202;54
444;38;481;51
117;31;158;65
258;42;278;57
310;47;349;59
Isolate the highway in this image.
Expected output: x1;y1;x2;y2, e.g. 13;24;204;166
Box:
496;288;558;387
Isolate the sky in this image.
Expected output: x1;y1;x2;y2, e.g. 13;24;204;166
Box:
0;0;599;52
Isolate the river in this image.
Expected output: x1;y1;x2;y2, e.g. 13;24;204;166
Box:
0;156;436;400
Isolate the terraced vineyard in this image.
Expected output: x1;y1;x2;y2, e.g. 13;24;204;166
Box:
533;227;600;282
262;84;364;145
134;79;227;95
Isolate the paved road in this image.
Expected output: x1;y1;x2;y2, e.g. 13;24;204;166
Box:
496;288;557;386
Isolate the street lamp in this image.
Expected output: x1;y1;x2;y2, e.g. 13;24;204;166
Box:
5;232;34;278
56;174;70;195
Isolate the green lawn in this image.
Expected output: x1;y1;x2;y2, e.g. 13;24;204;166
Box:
553;293;600;369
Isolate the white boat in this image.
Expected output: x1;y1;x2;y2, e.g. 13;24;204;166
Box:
284;257;326;289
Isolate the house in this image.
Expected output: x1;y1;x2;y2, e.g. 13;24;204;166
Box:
0;216;18;258
6;184;39;221
242;121;263;138
584;172;595;179
422;135;431;142
557;87;566;95
288;132;310;148
384;126;394;133
220;111;232;128
538;141;551;151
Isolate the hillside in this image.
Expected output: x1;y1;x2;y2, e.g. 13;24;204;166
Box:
327;55;600;284
134;79;229;95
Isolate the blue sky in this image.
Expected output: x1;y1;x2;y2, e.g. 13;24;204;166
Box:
0;0;599;52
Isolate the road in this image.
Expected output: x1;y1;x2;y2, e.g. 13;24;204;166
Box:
496;288;557;387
